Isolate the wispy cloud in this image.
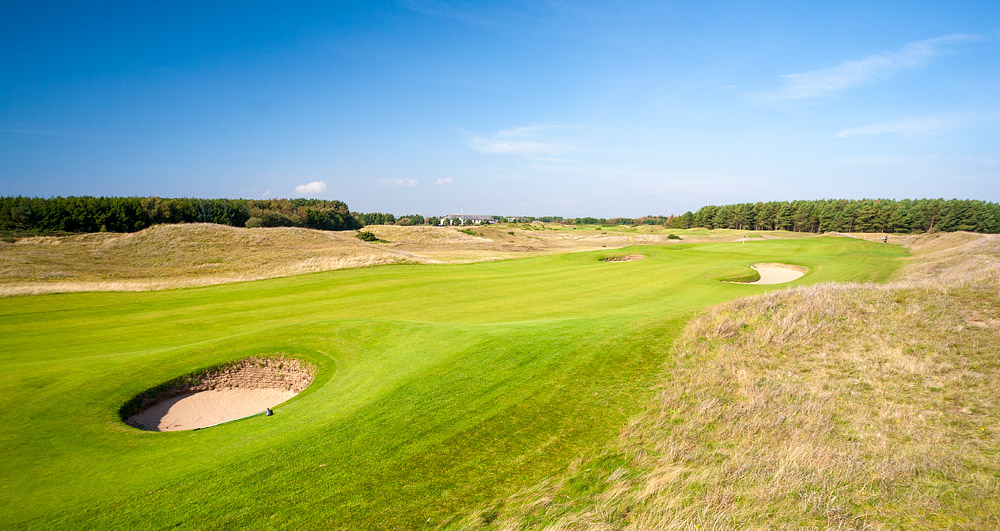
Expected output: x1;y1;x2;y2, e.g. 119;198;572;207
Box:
398;0;495;26
835;111;982;138
392;179;419;187
757;34;979;100
841;155;910;165
0;127;91;138
435;178;453;185
294;180;327;194
466;125;580;157
398;1;545;28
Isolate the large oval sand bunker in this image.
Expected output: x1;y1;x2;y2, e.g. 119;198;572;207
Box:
123;356;315;432
730;263;808;285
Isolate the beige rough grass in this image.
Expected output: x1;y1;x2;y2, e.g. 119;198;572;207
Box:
0;223;799;296
452;233;1000;530
0;224;407;295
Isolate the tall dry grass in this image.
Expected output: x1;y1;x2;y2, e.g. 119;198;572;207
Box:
0;224;410;296
1;223;778;296
454;233;1000;530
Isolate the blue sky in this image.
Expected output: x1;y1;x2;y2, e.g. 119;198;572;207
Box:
1;1;998;216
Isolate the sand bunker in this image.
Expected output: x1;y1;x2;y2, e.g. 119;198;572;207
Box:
128;388;297;431
600;254;646;262
124;356;314;432
736;263;807;285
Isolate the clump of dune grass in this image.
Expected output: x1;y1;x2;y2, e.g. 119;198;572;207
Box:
452;233;1000;530
599;254;646;263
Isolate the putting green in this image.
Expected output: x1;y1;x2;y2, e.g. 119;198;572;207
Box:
0;237;905;529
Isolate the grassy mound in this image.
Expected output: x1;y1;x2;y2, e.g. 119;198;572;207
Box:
720;267;761;283
0;223;406;295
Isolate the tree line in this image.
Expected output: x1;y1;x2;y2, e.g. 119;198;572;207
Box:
354;212;440;227
666;199;1000;234
4;196;997;235
0;196;461;235
509;215;673;225
0;196;360;234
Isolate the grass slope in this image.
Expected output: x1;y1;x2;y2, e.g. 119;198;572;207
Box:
0;237;902;529
463;233;999;529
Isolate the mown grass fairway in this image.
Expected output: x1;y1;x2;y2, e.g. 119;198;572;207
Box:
0;237;904;529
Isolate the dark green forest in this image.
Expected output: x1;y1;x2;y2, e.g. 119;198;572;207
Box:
667;199;1000;234
0;196;457;235
0;196;360;234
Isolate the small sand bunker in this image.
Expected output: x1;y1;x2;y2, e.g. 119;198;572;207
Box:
735;263;807;285
600;254;647;262
124;356;314;432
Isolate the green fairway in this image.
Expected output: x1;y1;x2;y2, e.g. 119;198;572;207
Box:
0;237;905;529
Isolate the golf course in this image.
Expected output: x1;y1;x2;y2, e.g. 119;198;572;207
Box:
0;235;907;528
5;2;998;527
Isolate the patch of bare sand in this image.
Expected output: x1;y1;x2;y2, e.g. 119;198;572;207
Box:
125;356;314;432
128;388;296;431
743;263;807;284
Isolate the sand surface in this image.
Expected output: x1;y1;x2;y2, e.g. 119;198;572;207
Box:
127;388;297;431
746;263;806;284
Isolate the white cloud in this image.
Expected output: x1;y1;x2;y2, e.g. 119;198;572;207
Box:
294;180;327;194
835;112;977;138
757;34;978;100
466;125;578;157
435;178;453;185
841;155;909;165
393;179;419;187
468;138;556;156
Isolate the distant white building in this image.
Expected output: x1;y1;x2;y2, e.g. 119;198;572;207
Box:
440;214;495;225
